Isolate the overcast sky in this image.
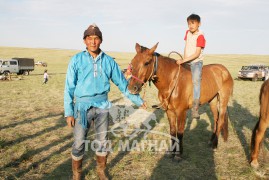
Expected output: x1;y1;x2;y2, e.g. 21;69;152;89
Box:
0;0;268;54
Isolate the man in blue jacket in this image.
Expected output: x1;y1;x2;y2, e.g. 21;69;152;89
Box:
64;24;146;180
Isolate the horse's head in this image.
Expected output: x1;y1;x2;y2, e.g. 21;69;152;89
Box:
127;43;159;94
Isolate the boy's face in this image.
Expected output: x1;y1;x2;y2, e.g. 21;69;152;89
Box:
188;20;200;33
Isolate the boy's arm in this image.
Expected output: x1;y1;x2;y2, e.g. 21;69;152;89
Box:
179;47;202;64
183;46;187;59
177;33;205;65
183;30;188;60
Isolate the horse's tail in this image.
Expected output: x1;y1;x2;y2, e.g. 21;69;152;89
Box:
251;119;260;152
222;110;229;142
222;75;233;142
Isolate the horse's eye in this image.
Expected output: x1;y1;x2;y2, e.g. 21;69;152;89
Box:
145;61;150;66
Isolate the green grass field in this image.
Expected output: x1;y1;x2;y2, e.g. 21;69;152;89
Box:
0;46;268;179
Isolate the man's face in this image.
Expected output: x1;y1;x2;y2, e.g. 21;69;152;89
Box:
188;20;200;33
84;35;102;53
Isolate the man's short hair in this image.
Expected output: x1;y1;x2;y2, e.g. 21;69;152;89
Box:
187;14;201;22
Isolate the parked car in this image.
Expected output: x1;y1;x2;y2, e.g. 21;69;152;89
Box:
35;61;47;67
237;64;269;81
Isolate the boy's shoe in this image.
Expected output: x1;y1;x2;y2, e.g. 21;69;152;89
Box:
192;99;200;119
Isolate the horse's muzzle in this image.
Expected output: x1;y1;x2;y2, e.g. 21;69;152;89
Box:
128;84;142;94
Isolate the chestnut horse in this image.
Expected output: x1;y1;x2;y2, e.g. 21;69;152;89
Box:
127;43;233;160
250;79;269;168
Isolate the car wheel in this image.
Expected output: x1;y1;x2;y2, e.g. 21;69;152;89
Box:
4;71;10;76
252;75;258;81
24;71;29;76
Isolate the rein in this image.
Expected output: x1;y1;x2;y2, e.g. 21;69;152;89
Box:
127;54;158;99
168;51;183;60
153;51;183;110
129;74;144;84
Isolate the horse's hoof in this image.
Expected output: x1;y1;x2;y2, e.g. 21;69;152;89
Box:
172;155;183;163
151;104;160;109
211;140;218;149
165;151;175;159
211;145;218;151
208;141;217;150
250;160;259;169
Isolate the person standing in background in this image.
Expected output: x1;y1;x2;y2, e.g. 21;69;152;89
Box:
42;69;49;84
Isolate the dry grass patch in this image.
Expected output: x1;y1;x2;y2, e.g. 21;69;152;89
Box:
0;47;268;179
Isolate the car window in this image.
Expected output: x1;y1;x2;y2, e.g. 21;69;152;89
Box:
3;61;8;65
241;66;249;70
251;66;258;70
10;61;17;65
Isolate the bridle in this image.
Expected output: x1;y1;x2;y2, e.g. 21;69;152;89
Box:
128;53;159;86
126;64;144;84
127;51;183;110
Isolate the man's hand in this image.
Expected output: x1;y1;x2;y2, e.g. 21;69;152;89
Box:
176;59;184;65
140;102;147;110
66;116;75;128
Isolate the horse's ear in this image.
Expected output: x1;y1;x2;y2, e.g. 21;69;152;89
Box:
149;42;159;55
135;43;141;53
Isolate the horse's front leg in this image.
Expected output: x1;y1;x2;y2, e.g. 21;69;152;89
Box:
209;96;219;148
174;108;187;162
166;109;178;158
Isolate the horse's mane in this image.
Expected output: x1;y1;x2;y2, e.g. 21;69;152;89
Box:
160;54;191;71
140;46;190;71
140;46;148;53
140;46;160;56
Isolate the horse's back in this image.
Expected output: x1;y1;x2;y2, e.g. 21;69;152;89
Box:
183;63;232;82
202;63;232;86
202;64;233;91
196;64;233;104
203;64;232;80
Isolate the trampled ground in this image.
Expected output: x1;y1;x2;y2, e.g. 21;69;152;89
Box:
0;47;268;179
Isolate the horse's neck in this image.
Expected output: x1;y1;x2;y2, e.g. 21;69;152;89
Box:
153;56;180;91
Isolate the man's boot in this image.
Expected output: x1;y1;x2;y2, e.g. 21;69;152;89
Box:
72;158;82;180
192;99;200;119
96;155;108;180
